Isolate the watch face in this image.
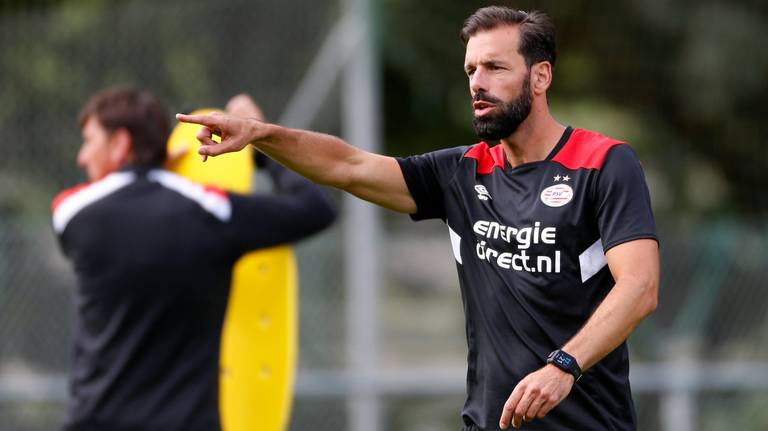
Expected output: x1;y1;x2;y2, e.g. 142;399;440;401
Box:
548;350;581;381
555;354;573;367
549;350;574;368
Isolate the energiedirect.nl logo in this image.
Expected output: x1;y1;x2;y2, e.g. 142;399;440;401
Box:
472;220;562;274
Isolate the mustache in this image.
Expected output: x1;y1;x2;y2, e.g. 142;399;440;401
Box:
472;92;503;104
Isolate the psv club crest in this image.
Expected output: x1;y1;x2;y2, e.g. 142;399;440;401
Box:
540;183;573;207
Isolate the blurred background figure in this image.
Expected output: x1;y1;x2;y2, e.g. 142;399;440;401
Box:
0;1;766;431
51;87;334;430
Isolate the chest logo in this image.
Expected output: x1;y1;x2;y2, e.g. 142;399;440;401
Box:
540;184;573;207
474;185;492;201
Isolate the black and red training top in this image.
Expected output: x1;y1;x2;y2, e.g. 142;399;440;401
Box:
397;126;657;431
52;161;335;431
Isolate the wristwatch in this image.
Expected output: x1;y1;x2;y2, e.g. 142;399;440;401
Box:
547;349;582;382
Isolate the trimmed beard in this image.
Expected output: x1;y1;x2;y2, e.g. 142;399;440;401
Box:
472;72;532;140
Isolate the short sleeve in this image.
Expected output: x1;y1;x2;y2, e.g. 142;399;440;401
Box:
396;146;467;221
594;145;658;252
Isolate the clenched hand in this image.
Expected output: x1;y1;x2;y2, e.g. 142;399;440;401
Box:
499;364;574;429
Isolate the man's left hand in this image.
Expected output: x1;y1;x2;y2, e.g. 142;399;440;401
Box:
499;364;574;429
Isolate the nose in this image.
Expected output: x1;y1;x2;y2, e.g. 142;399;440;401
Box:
469;68;488;96
77;144;88;167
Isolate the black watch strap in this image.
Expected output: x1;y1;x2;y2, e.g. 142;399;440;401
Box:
547;349;582;382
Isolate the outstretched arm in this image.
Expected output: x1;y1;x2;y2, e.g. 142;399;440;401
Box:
175;112;417;214
499;238;659;429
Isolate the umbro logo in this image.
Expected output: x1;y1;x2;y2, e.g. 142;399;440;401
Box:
474;185;492;201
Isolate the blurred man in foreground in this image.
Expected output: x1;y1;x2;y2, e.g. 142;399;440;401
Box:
52;88;335;430
178;6;659;431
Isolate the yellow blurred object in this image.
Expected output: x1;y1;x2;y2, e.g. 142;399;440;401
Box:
167;109;297;431
166;108;251;193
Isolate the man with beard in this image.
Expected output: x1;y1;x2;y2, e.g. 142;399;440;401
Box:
177;6;658;431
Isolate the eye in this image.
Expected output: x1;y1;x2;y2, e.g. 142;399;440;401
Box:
466;68;475;77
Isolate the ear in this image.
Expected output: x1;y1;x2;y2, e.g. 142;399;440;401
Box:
109;128;133;166
530;61;553;96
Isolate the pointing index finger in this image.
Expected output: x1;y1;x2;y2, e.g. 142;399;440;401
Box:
176;112;218;127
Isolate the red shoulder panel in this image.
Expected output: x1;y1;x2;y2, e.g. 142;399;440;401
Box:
202;184;227;198
51;183;89;212
551;128;624;170
463;142;506;175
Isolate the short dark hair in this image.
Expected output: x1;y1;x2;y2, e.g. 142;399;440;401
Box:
78;87;170;165
460;7;556;69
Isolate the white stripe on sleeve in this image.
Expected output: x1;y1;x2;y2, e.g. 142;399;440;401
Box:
448;224;462;265
579;238;607;283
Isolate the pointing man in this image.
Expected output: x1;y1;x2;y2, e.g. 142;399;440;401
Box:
178;7;658;430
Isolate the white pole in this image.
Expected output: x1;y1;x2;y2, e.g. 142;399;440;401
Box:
660;338;696;431
342;0;382;430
